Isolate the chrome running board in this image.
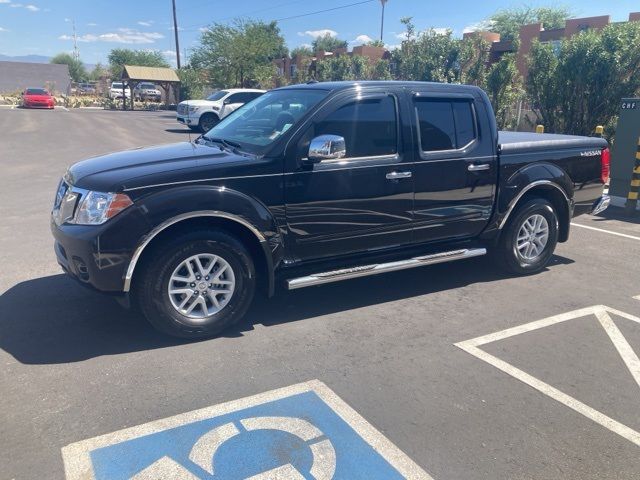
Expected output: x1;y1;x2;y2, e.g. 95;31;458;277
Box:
286;248;487;290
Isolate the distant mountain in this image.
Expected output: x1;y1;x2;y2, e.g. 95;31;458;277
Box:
0;54;96;72
0;54;52;63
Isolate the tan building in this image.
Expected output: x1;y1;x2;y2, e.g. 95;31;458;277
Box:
464;11;640;78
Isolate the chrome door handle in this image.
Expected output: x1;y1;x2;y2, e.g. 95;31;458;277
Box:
468;163;490;172
386;171;412;180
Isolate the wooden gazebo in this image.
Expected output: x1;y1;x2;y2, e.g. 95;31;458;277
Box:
121;65;180;110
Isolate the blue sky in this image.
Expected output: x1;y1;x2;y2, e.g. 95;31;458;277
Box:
1;0;639;65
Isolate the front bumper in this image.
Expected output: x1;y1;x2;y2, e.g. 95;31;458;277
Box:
176;114;194;125
51;215;138;293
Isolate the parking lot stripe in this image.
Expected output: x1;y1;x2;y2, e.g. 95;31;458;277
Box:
571;222;640;241
456;305;640;448
595;309;640;389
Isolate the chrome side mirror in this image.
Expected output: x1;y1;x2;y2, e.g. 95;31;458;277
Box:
307;134;346;163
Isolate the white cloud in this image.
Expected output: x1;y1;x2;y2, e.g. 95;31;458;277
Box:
10;3;23;7
463;21;493;34
0;26;8;31
87;22;97;26
352;34;373;44
395;31;412;40
58;28;164;44
385;43;401;51
137;20;153;27
431;27;450;35
298;29;337;39
198;26;208;32
168;25;183;31
161;49;176;57
25;4;38;11
0;1;11;4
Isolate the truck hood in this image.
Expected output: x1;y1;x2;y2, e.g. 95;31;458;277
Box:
66;142;254;193
179;99;221;107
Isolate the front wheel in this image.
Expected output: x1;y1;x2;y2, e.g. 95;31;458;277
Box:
198;113;219;133
496;198;559;275
137;230;256;338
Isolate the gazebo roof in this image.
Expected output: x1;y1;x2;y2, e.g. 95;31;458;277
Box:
121;65;180;83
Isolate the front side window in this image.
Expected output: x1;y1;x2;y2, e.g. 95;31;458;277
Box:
415;98;477;152
203;89;328;155
314;96;398;158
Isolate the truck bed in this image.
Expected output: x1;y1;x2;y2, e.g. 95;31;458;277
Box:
499;131;606;153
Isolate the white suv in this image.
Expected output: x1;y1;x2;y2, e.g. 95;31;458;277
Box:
176;88;265;132
109;82;131;100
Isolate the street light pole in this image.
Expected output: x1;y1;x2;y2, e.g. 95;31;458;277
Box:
172;0;181;69
380;0;387;42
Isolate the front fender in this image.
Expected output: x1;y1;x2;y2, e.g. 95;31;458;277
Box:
119;185;282;293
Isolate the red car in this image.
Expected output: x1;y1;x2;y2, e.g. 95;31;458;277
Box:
21;88;55;109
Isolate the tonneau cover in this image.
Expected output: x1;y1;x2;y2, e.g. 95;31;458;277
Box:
498;131;607;153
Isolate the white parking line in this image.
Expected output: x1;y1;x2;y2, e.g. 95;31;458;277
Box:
456;305;640;448
571;222;640;241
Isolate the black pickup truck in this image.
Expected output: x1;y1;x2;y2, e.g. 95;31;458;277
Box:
51;81;610;338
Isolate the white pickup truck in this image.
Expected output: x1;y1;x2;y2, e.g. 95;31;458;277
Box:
109;82;131;100
176;88;265;132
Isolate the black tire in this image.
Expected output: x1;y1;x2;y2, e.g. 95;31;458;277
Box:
137;230;256;339
496;197;559;275
199;113;220;133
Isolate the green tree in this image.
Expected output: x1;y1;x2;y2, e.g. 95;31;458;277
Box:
459;34;491;87
392;21;463;83
527;21;640;136
107;49;170;79
489;6;573;42
50;53;87;82
177;67;207;100
290;46;313;58
370;59;392;80
190;19;287;88
485;54;522;129
88;62;108;81
366;39;385;47
312;34;348;52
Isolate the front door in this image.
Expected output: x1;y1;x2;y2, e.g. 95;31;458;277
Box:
284;89;414;262
409;89;498;243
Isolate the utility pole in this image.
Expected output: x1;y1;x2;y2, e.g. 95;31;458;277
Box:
379;0;387;42
172;0;181;69
72;20;80;61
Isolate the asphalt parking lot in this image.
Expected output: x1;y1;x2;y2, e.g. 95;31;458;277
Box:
1;107;639;479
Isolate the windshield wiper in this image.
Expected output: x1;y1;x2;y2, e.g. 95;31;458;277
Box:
201;136;242;151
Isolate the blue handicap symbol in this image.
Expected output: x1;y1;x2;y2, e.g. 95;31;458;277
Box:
88;390;408;479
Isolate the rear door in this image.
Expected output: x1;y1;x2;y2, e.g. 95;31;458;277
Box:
284;88;414;261
410;89;497;243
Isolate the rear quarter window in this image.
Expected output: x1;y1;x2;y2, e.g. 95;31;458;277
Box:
414;98;477;152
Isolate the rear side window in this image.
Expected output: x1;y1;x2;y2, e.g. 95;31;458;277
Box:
414;98;476;152
314;96;398;158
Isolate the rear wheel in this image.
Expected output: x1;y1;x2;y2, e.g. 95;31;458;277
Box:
199;113;220;133
496;198;559;275
137;230;255;338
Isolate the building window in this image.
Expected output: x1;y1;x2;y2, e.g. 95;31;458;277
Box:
290;64;298;78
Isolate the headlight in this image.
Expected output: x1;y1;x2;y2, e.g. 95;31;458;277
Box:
71;191;133;225
188;106;199;113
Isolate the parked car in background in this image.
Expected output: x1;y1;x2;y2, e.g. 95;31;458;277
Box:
77;83;97;95
176;88;265;132
109;82;131;100
52;81;610;339
133;82;162;102
21;88;54;109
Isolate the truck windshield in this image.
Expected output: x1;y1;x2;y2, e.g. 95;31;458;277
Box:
202;89;328;155
206;91;228;101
